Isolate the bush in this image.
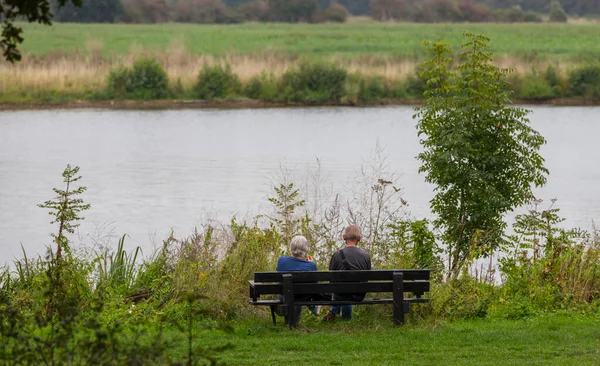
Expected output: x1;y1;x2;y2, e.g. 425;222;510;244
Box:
243;72;279;101
279;62;347;104
107;65;132;99
523;11;542;23
322;1;349;22
404;69;427;99
549;0;567;23
568;63;600;98
128;59;169;99
544;65;568;97
194;64;241;100
107;59;169;100
520;75;555;100
357;76;386;102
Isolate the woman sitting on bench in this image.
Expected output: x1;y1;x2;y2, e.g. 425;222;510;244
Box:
276;235;321;326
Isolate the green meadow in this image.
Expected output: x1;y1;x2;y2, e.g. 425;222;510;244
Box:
17;22;600;60
185;316;600;365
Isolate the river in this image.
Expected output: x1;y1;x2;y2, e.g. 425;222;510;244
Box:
0;106;598;265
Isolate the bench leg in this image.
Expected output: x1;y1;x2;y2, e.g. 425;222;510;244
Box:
282;274;296;328
269;305;277;325
393;272;405;326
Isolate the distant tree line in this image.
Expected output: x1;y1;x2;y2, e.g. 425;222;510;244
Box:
51;0;598;23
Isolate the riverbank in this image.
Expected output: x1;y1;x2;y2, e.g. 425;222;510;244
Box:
2;98;600;111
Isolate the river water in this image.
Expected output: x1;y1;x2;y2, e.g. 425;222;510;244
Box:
0;106;598;265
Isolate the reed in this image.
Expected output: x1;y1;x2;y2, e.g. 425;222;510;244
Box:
0;47;578;101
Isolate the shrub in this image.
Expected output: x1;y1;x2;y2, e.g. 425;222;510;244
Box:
279;62;347;104
523;11;542;23
544;65;568;97
457;0;490;22
549;0;567;23
404;69;427;99
520;75;555;100
194;64;241;100
322;1;349;22
354;76;407;102
358;76;386;102
568;63;600;98
506;5;524;22
243;72;279;101
107;59;169;100
107;65;132;99
128;59;169;99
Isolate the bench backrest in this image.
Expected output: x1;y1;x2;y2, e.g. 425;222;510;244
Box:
250;270;430;300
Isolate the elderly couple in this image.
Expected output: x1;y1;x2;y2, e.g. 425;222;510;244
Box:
276;225;372;326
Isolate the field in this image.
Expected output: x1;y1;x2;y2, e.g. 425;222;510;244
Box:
2;22;600;105
186;316;600;365
17;22;600;59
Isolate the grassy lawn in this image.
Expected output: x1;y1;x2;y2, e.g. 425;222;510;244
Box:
18;22;600;60
186;315;600;365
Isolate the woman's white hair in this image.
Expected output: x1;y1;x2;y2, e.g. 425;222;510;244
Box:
290;235;309;258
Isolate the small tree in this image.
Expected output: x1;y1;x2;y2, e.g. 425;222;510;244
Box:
549;0;567;23
268;183;306;244
38;165;91;266
414;33;548;278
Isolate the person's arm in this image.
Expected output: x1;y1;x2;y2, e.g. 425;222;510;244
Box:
329;251;338;271
276;256;284;271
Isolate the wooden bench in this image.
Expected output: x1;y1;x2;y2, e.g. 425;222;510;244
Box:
249;270;430;327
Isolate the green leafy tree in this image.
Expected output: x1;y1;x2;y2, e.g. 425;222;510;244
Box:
0;0;81;62
414;33;548;278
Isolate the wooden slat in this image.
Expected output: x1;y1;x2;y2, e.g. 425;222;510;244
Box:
254;270;430;283
251;280;429;296
249;297;429;306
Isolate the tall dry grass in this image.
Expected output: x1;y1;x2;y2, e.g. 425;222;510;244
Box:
0;38;578;98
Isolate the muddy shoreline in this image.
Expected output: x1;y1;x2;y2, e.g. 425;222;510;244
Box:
0;98;598;111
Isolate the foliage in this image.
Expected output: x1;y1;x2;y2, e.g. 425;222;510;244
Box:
549;0;568;23
523;11;543;22
172;0;243;23
266;0;318;22
194;64;241;100
520;74;555;100
414;33;548;278
568;63;600;98
387;218;443;275
500;200;600;312
0;166;234;364
38;165;90;265
243;72;279;101
53;0;124;23
321;1;350;22
107;59;169;100
0;0;81;62
279;61;348;103
128;58;170;99
268;183;306;244
357;76;387;102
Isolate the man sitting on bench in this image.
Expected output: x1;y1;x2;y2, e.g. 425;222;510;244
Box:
322;225;372;322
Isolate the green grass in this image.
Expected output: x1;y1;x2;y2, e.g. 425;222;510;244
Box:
185;315;600;365
17;22;600;60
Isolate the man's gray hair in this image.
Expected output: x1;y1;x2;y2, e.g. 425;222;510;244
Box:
343;225;361;242
290;235;309;258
